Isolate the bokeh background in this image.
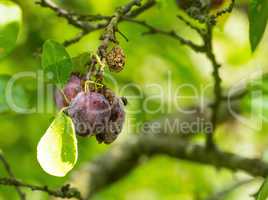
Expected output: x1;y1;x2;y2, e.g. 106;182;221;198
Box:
1;0;268;199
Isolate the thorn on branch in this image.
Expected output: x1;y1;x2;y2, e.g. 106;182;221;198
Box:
117;29;129;42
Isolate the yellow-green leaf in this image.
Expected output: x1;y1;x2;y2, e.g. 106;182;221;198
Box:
37;111;78;177
256;178;268;200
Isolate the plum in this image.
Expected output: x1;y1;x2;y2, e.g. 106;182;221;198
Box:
110;97;125;134
55;74;84;109
211;0;224;8
96;89;126;144
106;47;125;72
67;91;111;137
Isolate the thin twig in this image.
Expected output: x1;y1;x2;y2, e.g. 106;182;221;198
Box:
37;0;156;47
176;14;206;35
63;31;88;46
203;22;222;149
0;178;84;200
122;17;205;52
203;1;236;149
36;0;92;30
98;0;142;57
96;0;142;81
205;178;254;200
126;0;156;18
0;153;26;200
75;14;111;22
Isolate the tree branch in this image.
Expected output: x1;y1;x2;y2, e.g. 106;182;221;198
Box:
66;94;254;199
122;17;205;52
37;0;157;47
126;0;156;18
69;134;268;199
36;0;92;30
35;2;258;200
205;178;254;200
0;153;26;200
98;0;142;59
203;0;236;149
176;14;206;35
0;178;84;200
63;31;88;46
203;23;222;149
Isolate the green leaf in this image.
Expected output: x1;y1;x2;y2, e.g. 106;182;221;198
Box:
156;0;168;9
255;177;268;200
37;111;78;177
0;74;29;113
72;52;91;74
0;0;22;59
249;0;268;52
42;40;73;87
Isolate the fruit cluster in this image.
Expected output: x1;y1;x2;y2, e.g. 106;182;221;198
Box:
55;74;126;144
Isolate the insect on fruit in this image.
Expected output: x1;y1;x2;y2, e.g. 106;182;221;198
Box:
121;96;128;106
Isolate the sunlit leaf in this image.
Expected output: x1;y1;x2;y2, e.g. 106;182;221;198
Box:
37;111;78;177
249;0;268;52
42;40;73;87
255;177;268;200
0;0;22;59
156;0;168;9
72;52;91;74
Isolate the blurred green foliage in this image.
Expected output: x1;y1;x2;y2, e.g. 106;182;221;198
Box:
1;0;268;199
0;0;22;59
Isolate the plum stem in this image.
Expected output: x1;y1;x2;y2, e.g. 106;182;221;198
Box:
84;80;104;92
59;88;70;105
94;53;106;74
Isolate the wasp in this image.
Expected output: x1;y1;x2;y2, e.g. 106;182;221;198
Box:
121;96;128;106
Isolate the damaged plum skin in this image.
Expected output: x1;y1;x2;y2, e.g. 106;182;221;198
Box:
211;0;224;8
110;97;125;135
67;91;111;137
55;74;83;109
96;96;125;144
